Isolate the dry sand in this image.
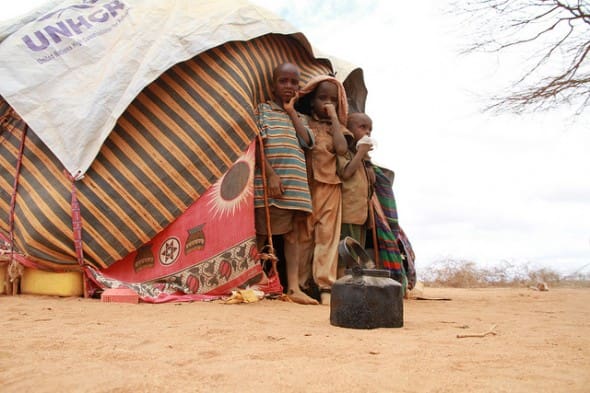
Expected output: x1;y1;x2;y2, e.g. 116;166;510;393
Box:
1;287;589;393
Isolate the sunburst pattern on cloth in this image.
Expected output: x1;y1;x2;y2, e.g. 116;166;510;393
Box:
207;148;254;219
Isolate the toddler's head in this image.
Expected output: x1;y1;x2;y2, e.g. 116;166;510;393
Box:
347;112;373;142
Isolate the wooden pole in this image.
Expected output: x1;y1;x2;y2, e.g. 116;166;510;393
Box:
368;200;380;269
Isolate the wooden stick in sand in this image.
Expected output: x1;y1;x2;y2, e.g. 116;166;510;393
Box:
456;324;497;339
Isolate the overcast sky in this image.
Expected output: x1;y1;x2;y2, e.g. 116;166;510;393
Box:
3;0;589;275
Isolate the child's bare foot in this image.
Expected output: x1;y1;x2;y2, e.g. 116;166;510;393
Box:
287;289;319;305
320;291;331;306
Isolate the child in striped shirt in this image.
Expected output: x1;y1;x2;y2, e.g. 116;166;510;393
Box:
253;62;318;305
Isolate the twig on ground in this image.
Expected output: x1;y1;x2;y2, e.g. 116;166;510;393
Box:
456;324;497;339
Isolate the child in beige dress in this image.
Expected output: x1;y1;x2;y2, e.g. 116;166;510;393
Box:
296;75;349;304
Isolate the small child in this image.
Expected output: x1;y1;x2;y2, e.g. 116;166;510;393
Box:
337;112;377;277
296;75;349;304
253;62;318;305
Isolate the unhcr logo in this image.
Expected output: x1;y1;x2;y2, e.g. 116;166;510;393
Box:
22;0;128;54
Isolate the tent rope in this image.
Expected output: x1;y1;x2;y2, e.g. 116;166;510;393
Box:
64;170;90;298
0;106;16;133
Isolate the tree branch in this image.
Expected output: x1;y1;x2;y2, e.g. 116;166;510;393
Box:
454;0;590;115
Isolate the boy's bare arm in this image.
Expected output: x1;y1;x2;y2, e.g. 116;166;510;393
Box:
341;143;372;180
324;104;347;155
284;93;311;146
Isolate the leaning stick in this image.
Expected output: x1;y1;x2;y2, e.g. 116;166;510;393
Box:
368;200;380;268
456;324;497;339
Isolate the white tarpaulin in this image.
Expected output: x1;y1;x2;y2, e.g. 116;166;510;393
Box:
0;0;300;177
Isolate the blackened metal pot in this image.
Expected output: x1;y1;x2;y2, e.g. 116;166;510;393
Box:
330;237;403;329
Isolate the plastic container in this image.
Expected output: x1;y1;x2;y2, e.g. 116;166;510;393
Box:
21;267;83;297
100;287;139;304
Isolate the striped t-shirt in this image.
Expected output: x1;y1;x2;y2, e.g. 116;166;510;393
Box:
254;101;314;213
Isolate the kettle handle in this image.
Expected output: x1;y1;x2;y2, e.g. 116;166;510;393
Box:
337;237;376;270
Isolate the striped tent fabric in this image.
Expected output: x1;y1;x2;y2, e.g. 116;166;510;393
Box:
0;33;333;271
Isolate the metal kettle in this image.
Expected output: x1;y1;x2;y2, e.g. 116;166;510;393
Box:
330;237;403;329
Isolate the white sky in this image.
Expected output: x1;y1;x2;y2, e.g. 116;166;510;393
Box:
2;0;589;275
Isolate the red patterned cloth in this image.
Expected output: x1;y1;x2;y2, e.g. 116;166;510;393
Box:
86;142;267;303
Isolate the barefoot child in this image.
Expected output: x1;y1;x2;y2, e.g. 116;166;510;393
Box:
253;63;319;305
296;75;349;304
337;112;377;277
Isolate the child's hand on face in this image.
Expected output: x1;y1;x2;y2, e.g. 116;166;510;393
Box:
357;142;372;155
283;92;298;113
324;103;337;119
356;135;374;159
356;135;374;149
357;142;372;160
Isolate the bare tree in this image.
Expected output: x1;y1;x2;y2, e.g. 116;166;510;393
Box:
454;0;590;115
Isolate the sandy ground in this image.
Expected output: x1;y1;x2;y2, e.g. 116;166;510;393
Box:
1;286;589;393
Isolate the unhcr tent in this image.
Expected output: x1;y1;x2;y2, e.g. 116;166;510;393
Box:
0;0;411;302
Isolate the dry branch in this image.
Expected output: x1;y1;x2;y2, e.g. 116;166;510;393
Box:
453;0;590;115
456;324;497;339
